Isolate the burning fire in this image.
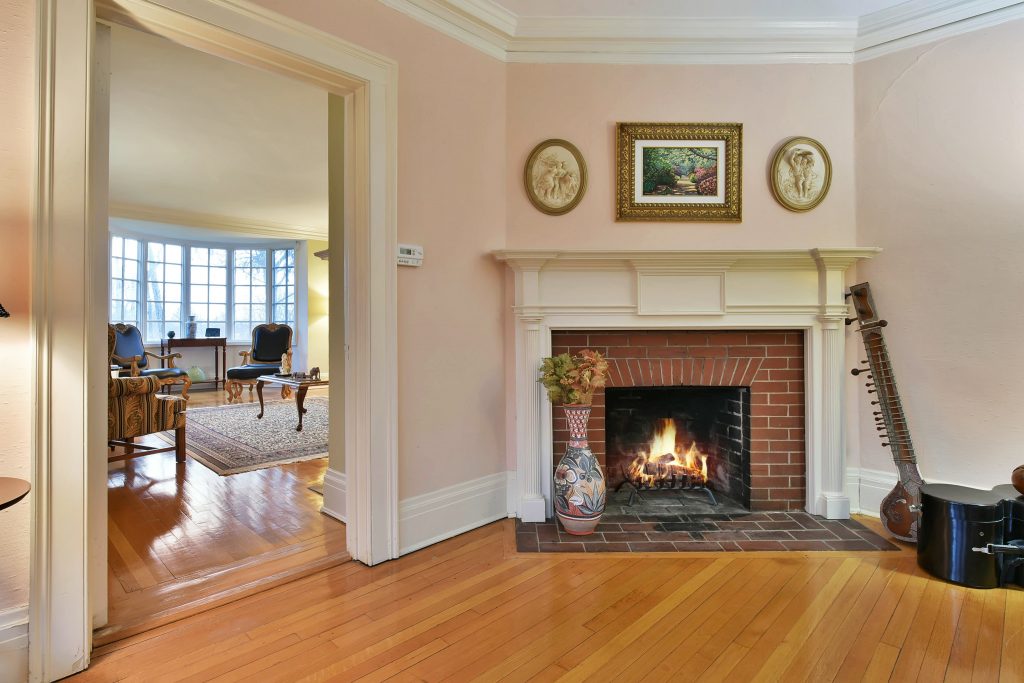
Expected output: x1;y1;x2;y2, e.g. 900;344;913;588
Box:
627;418;709;487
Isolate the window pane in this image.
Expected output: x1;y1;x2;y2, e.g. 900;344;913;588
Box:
192;267;208;285
191;248;207;266
148;242;163;261
191;284;207;303
165;264;182;283
210;249;227;267
211;286;226;303
166;244;182;263
124;259;138;280
210;268;226;286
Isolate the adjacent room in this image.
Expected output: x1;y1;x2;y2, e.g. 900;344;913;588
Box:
3;0;1024;681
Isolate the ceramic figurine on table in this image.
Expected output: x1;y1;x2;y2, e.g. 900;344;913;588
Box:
281;352;292;375
309;366;321;381
539;349;609;535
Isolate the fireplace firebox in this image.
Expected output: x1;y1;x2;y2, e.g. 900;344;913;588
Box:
606;386;750;510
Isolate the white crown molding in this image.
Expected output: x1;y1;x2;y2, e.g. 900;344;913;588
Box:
378;0;1024;65
109;202;328;240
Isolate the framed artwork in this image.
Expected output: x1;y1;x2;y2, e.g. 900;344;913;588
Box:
524;139;588;215
616;122;742;222
769;137;832;212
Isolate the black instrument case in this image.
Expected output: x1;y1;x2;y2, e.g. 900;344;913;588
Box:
918;483;1024;589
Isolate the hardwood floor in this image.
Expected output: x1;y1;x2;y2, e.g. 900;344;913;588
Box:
77;517;1023;681
102;386;347;644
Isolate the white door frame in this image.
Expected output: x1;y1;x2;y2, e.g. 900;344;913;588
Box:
31;1;399;679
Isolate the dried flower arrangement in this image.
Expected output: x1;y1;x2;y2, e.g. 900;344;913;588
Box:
538;349;609;406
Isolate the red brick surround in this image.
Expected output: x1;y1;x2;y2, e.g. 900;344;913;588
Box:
551;330;806;511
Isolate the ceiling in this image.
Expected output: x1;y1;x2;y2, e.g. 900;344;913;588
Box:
492;0;909;20
109;24;328;238
380;0;1024;63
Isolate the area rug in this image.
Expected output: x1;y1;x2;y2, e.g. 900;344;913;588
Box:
158;398;329;475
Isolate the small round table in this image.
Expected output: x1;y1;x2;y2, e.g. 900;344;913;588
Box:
0;477;31;512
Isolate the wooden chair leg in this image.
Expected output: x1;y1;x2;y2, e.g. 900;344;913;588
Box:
174;426;186;463
180;375;192;401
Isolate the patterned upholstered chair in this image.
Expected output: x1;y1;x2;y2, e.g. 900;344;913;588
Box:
108;326;187;462
225;323;293;403
110;323;192;400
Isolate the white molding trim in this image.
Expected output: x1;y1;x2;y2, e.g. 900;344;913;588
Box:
108;203;327;240
320;469;347;523
378;0;1024;64
0;606;29;683
399;472;509;555
848;467;897;517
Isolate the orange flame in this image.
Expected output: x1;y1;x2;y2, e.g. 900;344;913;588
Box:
627;418;709;487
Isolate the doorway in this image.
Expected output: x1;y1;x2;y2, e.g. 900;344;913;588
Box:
32;1;398;678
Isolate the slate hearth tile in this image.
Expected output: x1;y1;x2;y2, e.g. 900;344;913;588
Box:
756;520;805;531
654;531;707;542
828;525;863;540
658;522;717;532
717;521;763;531
620;522;660;532
672;541;723;551
636;514;685;523
629;542;678;552
837;518;865;529
825;540;877;551
539;542;585;553
719;541;742;551
594;523;622;533
786;512;826;529
745;530;794;541
686;514;734;521
516;533;539;551
601;514;642;523
781;540;833;551
734;513;773;521
536;526;560;542
603;532;654;543
737;540;787;551
699;531;750;542
567;535;610;544
585;543;632;553
789;529;840;541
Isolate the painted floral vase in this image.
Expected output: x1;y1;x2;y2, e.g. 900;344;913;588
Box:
554;405;606;535
186;315;198;339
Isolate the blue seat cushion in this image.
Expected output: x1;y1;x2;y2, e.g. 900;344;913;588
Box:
226;364;280;380
140;367;189;380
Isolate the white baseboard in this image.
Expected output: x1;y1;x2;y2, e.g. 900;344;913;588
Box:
399;471;509;555
320;468;347;523
0;606;28;683
847;467;896;518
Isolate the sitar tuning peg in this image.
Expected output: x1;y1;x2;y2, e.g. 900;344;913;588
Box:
882;443;890;447
845;318;857;326
851;367;868;376
878;320;889;327
861;360;869;364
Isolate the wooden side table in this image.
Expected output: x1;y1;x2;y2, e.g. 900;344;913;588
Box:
161;336;228;390
0;478;30;512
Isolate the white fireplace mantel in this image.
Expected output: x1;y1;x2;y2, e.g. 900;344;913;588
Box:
494;248;880;522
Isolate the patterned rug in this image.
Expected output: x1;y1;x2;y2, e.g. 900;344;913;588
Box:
158;398;329;475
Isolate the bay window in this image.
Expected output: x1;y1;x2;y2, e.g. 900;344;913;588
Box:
109;233;298;344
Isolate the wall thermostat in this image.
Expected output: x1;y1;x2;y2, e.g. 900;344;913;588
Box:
398;244;423;267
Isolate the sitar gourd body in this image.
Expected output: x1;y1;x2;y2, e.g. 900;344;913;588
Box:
849;283;924;543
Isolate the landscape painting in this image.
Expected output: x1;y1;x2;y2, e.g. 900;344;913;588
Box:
616;122;742;222
642;145;719;198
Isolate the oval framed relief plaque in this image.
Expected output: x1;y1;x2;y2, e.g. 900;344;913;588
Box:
524;139;588;216
770;137;832;212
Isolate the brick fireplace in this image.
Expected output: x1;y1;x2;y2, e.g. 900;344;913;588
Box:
552;330;806;511
495;248;879;523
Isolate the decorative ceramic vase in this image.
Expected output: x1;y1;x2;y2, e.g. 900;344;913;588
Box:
186;315;198;339
186;365;206;383
553;405;606;535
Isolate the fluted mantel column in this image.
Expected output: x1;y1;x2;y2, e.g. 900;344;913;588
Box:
818;315;850;519
516;315;547;522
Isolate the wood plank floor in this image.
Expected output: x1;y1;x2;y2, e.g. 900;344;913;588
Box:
76;517;1024;681
103;386;347;643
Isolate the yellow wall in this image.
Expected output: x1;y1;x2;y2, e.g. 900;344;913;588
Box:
306;240;329;375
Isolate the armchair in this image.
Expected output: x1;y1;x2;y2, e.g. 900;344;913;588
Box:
225;323;294;403
108;327;187;463
110;323;192;400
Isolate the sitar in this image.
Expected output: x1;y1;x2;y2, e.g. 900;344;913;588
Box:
848;282;924;543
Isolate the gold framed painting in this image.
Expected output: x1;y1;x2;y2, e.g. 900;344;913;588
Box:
616;122;742;222
524;139;588;215
769;137;832;212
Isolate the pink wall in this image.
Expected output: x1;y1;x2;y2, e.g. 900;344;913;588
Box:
506;63;857;249
0;0;34;609
250;0;509;498
854;19;1024;488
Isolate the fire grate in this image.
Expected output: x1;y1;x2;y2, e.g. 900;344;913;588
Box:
615;464;717;506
